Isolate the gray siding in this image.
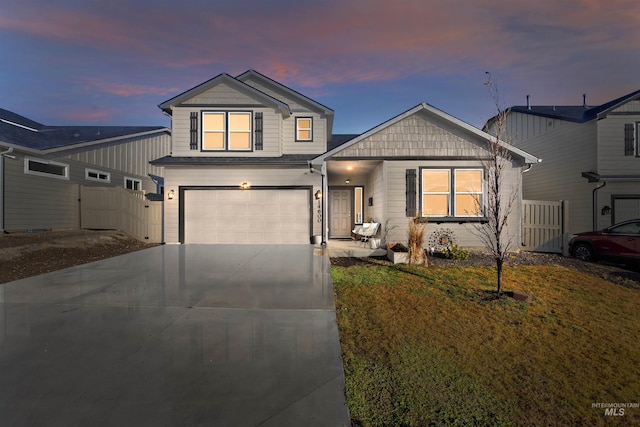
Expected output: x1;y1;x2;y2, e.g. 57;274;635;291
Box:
282;113;327;155
383;160;522;249
171;106;281;157
182;83;257;105
506;112;597;234
597;111;640;175
162;166;322;243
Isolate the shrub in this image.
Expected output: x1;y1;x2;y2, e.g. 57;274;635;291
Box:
407;217;427;265
443;244;470;260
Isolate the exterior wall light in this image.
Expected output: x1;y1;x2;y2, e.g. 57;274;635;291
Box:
345;179;351;184
240;182;250;190
167;189;175;200
314;190;322;200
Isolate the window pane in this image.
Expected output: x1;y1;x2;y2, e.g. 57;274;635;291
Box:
229;132;251;150
354;187;363;224
298;130;311;140
29;160;66;176
203;113;224;130
422;170;450;192
203;132;225;149
422;194;449;216
298;118;311;129
456;194;482;216
229;113;250;130
456;170;482;192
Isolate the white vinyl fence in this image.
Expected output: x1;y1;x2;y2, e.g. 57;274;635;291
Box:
80;186;162;243
521;200;569;254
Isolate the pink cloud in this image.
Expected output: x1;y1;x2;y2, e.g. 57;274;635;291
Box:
56;108;117;123
78;78;180;97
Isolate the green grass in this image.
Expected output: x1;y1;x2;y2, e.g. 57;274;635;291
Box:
332;261;640;426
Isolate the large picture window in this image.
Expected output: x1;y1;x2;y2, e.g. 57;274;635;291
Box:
202;111;252;151
421;168;483;218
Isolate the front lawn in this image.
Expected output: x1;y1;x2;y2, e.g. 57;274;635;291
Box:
332;261;640;426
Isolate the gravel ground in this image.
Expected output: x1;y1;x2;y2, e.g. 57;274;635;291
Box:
0;229;157;284
331;250;640;290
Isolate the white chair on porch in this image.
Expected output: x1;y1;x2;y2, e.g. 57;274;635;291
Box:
354;222;380;247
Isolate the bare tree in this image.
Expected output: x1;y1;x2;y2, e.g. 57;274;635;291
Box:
473;73;519;294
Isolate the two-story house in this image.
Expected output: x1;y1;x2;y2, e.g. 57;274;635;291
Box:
153;70;539;247
490;90;640;234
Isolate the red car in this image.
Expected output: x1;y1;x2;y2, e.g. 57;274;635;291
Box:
569;219;640;265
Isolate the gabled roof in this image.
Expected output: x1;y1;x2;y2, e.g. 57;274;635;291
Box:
312;103;540;164
502;89;640;123
157;72;291;116
0;107;168;153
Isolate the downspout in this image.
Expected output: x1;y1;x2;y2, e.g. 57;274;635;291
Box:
592;181;606;231
0;147;15;233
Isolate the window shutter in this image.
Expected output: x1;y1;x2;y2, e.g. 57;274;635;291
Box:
255;112;263;150
190;112;198;150
406;169;417;217
624;123;635;156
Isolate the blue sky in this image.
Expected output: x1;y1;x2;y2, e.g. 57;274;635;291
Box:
1;0;639;134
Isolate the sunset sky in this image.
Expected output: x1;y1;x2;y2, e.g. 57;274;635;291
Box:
1;0;639;133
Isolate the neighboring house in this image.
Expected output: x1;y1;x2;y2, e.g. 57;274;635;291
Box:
487;90;640;234
0;108;170;231
153;70;539;247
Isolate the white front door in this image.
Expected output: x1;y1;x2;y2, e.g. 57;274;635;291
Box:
329;189;351;238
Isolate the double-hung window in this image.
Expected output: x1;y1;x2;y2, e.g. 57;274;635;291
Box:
202;111;252;151
296;117;313;142
421;168;483;218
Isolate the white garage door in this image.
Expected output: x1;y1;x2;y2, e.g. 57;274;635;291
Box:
183;189;310;244
614;198;640;223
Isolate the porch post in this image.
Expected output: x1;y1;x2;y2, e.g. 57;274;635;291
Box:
321;162;328;245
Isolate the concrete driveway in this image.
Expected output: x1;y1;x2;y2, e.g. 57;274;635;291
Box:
0;245;350;426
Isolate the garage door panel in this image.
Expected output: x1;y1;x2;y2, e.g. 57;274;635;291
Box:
614;198;640;223
184;189;310;244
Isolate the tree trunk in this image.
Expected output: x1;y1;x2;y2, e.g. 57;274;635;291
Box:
496;258;503;294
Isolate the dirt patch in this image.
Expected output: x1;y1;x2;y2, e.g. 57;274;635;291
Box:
0;229;158;284
331;250;640;290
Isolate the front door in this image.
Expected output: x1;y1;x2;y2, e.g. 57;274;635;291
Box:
329;188;351;238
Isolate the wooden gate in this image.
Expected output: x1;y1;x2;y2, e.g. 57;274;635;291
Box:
80;186;162;243
521;200;569;254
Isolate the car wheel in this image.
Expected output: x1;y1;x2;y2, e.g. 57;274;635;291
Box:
573;244;595;262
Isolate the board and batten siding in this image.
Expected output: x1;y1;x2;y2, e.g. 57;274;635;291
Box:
162;166;322;244
506;112;596;234
383;160;523;249
63;132;170;182
171;106;281;157
597;108;640;175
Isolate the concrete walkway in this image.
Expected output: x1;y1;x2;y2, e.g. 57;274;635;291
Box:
0;245;350;426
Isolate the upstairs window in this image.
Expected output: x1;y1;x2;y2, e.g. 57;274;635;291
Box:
296;117;313;142
202;111;252;151
421;168;484;218
125;177;142;191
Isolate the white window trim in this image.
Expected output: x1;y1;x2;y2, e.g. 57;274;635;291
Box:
85;168;111;183
421;169;451;217
201;111;253;151
296;117;313;142
24;157;69;180
421;168;485;218
124;176;142;191
454;168;484;217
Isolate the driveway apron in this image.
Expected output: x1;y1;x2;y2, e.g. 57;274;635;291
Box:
0;244;350;426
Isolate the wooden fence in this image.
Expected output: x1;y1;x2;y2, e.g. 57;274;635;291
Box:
521;200;569;254
80;186;162;243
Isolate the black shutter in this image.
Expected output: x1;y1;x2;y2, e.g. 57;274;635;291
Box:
624;123;635;156
406;169;417;217
190;112;198;150
255;112;263;150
